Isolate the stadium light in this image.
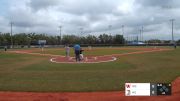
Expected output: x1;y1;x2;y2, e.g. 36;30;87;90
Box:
108;25;112;36
122;25;125;44
10;22;14;48
122;25;124;36
170;19;175;44
79;27;84;37
59;26;62;45
142;26;144;42
139;29;142;42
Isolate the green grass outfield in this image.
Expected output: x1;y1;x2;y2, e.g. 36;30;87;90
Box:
0;46;180;92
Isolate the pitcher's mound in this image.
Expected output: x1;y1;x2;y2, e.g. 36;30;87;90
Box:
50;56;117;64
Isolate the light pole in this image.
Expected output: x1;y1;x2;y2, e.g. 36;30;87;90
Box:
122;25;125;44
142;26;144;42
27;36;31;48
79;27;83;37
170;19;174;42
10;22;13;48
122;25;124;36
139;29;142;42
59;26;62;45
170;19;176;48
108;25;112;36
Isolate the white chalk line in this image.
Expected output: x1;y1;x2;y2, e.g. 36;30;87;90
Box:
50;57;117;64
9;51;117;63
9;48;173;64
49;48;172;64
9;51;65;57
97;48;173;57
9;48;172;58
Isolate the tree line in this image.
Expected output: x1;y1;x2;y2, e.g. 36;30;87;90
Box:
0;33;125;46
1;32;179;47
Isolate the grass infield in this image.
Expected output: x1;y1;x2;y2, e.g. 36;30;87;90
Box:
0;46;179;92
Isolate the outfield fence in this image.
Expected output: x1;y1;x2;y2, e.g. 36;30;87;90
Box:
0;43;179;49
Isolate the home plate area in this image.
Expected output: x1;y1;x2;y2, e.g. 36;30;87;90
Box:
50;56;117;64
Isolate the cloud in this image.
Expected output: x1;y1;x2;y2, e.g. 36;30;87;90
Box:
28;0;60;11
136;0;180;8
0;0;179;40
58;0;119;15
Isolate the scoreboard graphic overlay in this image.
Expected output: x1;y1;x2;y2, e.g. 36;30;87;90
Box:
125;83;171;96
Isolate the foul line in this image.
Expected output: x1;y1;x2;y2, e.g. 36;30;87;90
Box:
8;51;65;57
8;48;173;64
98;48;173;57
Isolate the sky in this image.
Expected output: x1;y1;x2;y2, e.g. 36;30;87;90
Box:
0;0;180;40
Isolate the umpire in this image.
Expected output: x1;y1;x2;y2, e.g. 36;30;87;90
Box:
73;44;81;62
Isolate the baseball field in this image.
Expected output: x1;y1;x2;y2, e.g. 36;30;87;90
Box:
0;47;180;101
0;46;179;93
